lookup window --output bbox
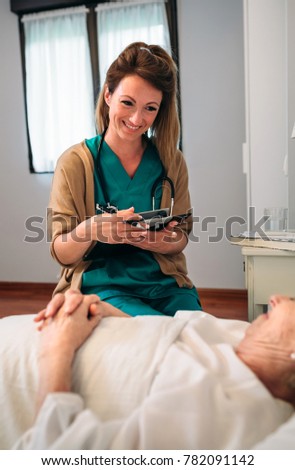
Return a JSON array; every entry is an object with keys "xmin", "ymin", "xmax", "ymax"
[
  {"xmin": 96, "ymin": 1, "xmax": 171, "ymax": 85},
  {"xmin": 22, "ymin": 7, "xmax": 95, "ymax": 172},
  {"xmin": 11, "ymin": 0, "xmax": 179, "ymax": 173}
]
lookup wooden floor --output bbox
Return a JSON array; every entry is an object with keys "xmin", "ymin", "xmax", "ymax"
[
  {"xmin": 199, "ymin": 288, "xmax": 248, "ymax": 322},
  {"xmin": 0, "ymin": 283, "xmax": 248, "ymax": 322}
]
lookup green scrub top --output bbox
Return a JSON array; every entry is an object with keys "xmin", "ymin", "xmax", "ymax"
[{"xmin": 81, "ymin": 134, "xmax": 183, "ymax": 300}]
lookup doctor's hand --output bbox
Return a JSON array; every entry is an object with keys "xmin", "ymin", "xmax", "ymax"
[
  {"xmin": 52, "ymin": 207, "xmax": 147, "ymax": 266},
  {"xmin": 87, "ymin": 208, "xmax": 188, "ymax": 255},
  {"xmin": 126, "ymin": 221, "xmax": 188, "ymax": 255},
  {"xmin": 89, "ymin": 207, "xmax": 149, "ymax": 245}
]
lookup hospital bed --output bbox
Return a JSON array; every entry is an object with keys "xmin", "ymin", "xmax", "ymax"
[{"xmin": 0, "ymin": 310, "xmax": 294, "ymax": 450}]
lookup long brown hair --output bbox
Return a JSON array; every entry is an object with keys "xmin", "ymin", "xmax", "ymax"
[{"xmin": 95, "ymin": 41, "xmax": 180, "ymax": 169}]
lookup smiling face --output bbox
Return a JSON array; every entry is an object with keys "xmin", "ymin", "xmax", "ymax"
[
  {"xmin": 236, "ymin": 295, "xmax": 295, "ymax": 404},
  {"xmin": 104, "ymin": 74, "xmax": 162, "ymax": 144}
]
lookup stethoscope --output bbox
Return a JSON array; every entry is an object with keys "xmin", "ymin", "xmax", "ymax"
[{"xmin": 95, "ymin": 129, "xmax": 175, "ymax": 215}]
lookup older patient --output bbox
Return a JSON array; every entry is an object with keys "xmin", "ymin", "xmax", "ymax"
[{"xmin": 14, "ymin": 291, "xmax": 295, "ymax": 450}]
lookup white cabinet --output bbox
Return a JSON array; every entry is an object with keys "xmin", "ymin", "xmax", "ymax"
[{"xmin": 242, "ymin": 246, "xmax": 295, "ymax": 321}]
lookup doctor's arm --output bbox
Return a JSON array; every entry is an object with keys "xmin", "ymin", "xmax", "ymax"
[{"xmin": 52, "ymin": 208, "xmax": 148, "ymax": 266}]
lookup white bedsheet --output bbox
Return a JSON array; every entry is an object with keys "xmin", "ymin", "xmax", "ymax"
[{"xmin": 0, "ymin": 310, "xmax": 294, "ymax": 449}]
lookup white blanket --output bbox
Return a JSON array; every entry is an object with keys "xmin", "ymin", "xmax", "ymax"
[{"xmin": 0, "ymin": 311, "xmax": 294, "ymax": 449}]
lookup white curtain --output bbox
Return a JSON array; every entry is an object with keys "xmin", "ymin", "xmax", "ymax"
[
  {"xmin": 22, "ymin": 7, "xmax": 96, "ymax": 172},
  {"xmin": 96, "ymin": 0, "xmax": 171, "ymax": 86}
]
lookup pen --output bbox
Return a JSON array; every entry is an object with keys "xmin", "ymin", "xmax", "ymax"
[{"xmin": 96, "ymin": 203, "xmax": 118, "ymax": 214}]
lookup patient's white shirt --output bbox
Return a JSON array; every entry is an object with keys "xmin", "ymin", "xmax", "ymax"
[{"xmin": 13, "ymin": 311, "xmax": 294, "ymax": 450}]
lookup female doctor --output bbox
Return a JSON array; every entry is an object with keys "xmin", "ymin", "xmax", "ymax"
[{"xmin": 48, "ymin": 41, "xmax": 201, "ymax": 316}]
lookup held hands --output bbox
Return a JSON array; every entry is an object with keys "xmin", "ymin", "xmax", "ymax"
[
  {"xmin": 34, "ymin": 290, "xmax": 129, "ymax": 410},
  {"xmin": 35, "ymin": 289, "xmax": 97, "ymax": 326},
  {"xmin": 36, "ymin": 292, "xmax": 102, "ymax": 363},
  {"xmin": 34, "ymin": 290, "xmax": 120, "ymax": 411},
  {"xmin": 35, "ymin": 289, "xmax": 129, "ymax": 330}
]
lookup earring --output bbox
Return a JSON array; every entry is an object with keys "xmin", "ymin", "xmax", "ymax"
[{"xmin": 290, "ymin": 352, "xmax": 295, "ymax": 361}]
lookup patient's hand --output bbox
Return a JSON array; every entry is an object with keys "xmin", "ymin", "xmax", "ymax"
[
  {"xmin": 35, "ymin": 289, "xmax": 129, "ymax": 330},
  {"xmin": 36, "ymin": 294, "xmax": 102, "ymax": 411},
  {"xmin": 34, "ymin": 291, "xmax": 129, "ymax": 412},
  {"xmin": 39, "ymin": 295, "xmax": 102, "ymax": 355}
]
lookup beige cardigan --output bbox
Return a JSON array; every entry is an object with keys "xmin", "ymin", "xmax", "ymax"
[{"xmin": 48, "ymin": 140, "xmax": 194, "ymax": 296}]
